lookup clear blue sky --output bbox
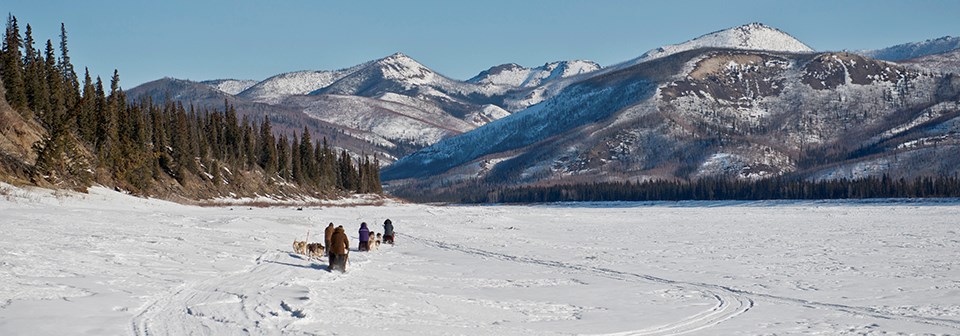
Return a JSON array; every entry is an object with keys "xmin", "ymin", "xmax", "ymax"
[{"xmin": 7, "ymin": 0, "xmax": 959, "ymax": 88}]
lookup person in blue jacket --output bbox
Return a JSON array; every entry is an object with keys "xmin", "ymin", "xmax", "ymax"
[{"xmin": 358, "ymin": 222, "xmax": 370, "ymax": 251}]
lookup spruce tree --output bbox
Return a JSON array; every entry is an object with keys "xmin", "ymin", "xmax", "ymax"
[
  {"xmin": 291, "ymin": 134, "xmax": 302, "ymax": 184},
  {"xmin": 257, "ymin": 115, "xmax": 277, "ymax": 175},
  {"xmin": 337, "ymin": 149, "xmax": 358, "ymax": 191},
  {"xmin": 314, "ymin": 140, "xmax": 330, "ymax": 188},
  {"xmin": 203, "ymin": 110, "xmax": 221, "ymax": 160},
  {"xmin": 94, "ymin": 75, "xmax": 115, "ymax": 165},
  {"xmin": 58, "ymin": 23, "xmax": 79, "ymax": 109},
  {"xmin": 276, "ymin": 135, "xmax": 289, "ymax": 180},
  {"xmin": 357, "ymin": 155, "xmax": 366, "ymax": 193},
  {"xmin": 43, "ymin": 39, "xmax": 65, "ymax": 130},
  {"xmin": 242, "ymin": 116, "xmax": 257, "ymax": 169},
  {"xmin": 371, "ymin": 156, "xmax": 382, "ymax": 193},
  {"xmin": 2, "ymin": 14, "xmax": 28, "ymax": 112},
  {"xmin": 299, "ymin": 127, "xmax": 314, "ymax": 184},
  {"xmin": 192, "ymin": 109, "xmax": 207, "ymax": 160},
  {"xmin": 169, "ymin": 103, "xmax": 193, "ymax": 180},
  {"xmin": 321, "ymin": 137, "xmax": 338, "ymax": 188},
  {"xmin": 22, "ymin": 24, "xmax": 44, "ymax": 116},
  {"xmin": 223, "ymin": 101, "xmax": 240, "ymax": 164}
]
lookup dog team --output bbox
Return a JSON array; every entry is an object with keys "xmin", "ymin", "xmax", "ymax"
[{"xmin": 292, "ymin": 219, "xmax": 395, "ymax": 272}]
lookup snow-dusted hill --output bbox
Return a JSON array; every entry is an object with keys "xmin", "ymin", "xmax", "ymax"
[
  {"xmin": 3, "ymin": 184, "xmax": 960, "ymax": 335},
  {"xmin": 313, "ymin": 53, "xmax": 484, "ymax": 99},
  {"xmin": 129, "ymin": 77, "xmax": 237, "ymax": 104},
  {"xmin": 238, "ymin": 64, "xmax": 369, "ymax": 104},
  {"xmin": 285, "ymin": 94, "xmax": 475, "ymax": 153},
  {"xmin": 385, "ymin": 46, "xmax": 960, "ymax": 187},
  {"xmin": 902, "ymin": 49, "xmax": 960, "ymax": 74},
  {"xmin": 468, "ymin": 60, "xmax": 601, "ymax": 89},
  {"xmin": 858, "ymin": 36, "xmax": 960, "ymax": 61},
  {"xmin": 127, "ymin": 22, "xmax": 960, "ymax": 187},
  {"xmin": 128, "ymin": 53, "xmax": 520, "ymax": 162},
  {"xmin": 201, "ymin": 79, "xmax": 259, "ymax": 95},
  {"xmin": 490, "ymin": 23, "xmax": 817, "ymax": 112},
  {"xmin": 628, "ymin": 23, "xmax": 814, "ymax": 66}
]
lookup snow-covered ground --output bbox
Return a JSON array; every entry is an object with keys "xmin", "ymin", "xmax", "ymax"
[{"xmin": 1, "ymin": 185, "xmax": 959, "ymax": 335}]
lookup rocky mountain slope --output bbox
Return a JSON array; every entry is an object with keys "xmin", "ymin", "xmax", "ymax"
[
  {"xmin": 0, "ymin": 81, "xmax": 46, "ymax": 183},
  {"xmin": 631, "ymin": 22, "xmax": 814, "ymax": 64},
  {"xmin": 128, "ymin": 52, "xmax": 593, "ymax": 162},
  {"xmin": 126, "ymin": 78, "xmax": 385, "ymax": 159},
  {"xmin": 902, "ymin": 49, "xmax": 960, "ymax": 74},
  {"xmin": 128, "ymin": 22, "xmax": 960, "ymax": 192},
  {"xmin": 858, "ymin": 36, "xmax": 960, "ymax": 61},
  {"xmin": 488, "ymin": 23, "xmax": 817, "ymax": 113},
  {"xmin": 201, "ymin": 79, "xmax": 258, "ymax": 95},
  {"xmin": 468, "ymin": 60, "xmax": 601, "ymax": 89},
  {"xmin": 384, "ymin": 26, "xmax": 960, "ymax": 191}
]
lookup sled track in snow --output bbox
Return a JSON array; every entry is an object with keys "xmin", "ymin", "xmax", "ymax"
[
  {"xmin": 400, "ymin": 233, "xmax": 752, "ymax": 336},
  {"xmin": 399, "ymin": 233, "xmax": 960, "ymax": 334},
  {"xmin": 130, "ymin": 250, "xmax": 314, "ymax": 336}
]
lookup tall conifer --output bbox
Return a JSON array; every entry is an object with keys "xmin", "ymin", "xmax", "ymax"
[
  {"xmin": 58, "ymin": 22, "xmax": 79, "ymax": 109},
  {"xmin": 291, "ymin": 134, "xmax": 302, "ymax": 184},
  {"xmin": 299, "ymin": 127, "xmax": 314, "ymax": 184},
  {"xmin": 2, "ymin": 14, "xmax": 28, "ymax": 112},
  {"xmin": 43, "ymin": 40, "xmax": 64, "ymax": 130},
  {"xmin": 257, "ymin": 115, "xmax": 277, "ymax": 175}
]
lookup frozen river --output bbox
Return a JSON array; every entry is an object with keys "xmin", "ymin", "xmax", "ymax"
[{"xmin": 1, "ymin": 185, "xmax": 959, "ymax": 335}]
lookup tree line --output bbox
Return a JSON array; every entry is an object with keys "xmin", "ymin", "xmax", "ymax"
[
  {"xmin": 1, "ymin": 15, "xmax": 381, "ymax": 196},
  {"xmin": 461, "ymin": 175, "xmax": 960, "ymax": 203}
]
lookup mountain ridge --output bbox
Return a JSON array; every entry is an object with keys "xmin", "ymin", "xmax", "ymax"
[
  {"xmin": 124, "ymin": 23, "xmax": 960, "ymax": 193},
  {"xmin": 858, "ymin": 36, "xmax": 960, "ymax": 61}
]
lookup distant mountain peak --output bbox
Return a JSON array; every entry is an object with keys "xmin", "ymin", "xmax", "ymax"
[
  {"xmin": 739, "ymin": 22, "xmax": 773, "ymax": 29},
  {"xmin": 858, "ymin": 36, "xmax": 960, "ymax": 61},
  {"xmin": 634, "ymin": 22, "xmax": 814, "ymax": 63},
  {"xmin": 201, "ymin": 79, "xmax": 258, "ymax": 95},
  {"xmin": 369, "ymin": 52, "xmax": 436, "ymax": 83},
  {"xmin": 467, "ymin": 60, "xmax": 601, "ymax": 88}
]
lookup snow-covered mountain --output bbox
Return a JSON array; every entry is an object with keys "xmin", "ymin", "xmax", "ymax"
[
  {"xmin": 903, "ymin": 49, "xmax": 960, "ymax": 74},
  {"xmin": 132, "ymin": 77, "xmax": 237, "ymax": 103},
  {"xmin": 467, "ymin": 60, "xmax": 601, "ymax": 89},
  {"xmin": 490, "ymin": 23, "xmax": 816, "ymax": 112},
  {"xmin": 238, "ymin": 64, "xmax": 369, "ymax": 104},
  {"xmin": 316, "ymin": 53, "xmax": 445, "ymax": 96},
  {"xmin": 384, "ymin": 46, "xmax": 960, "ymax": 190},
  {"xmin": 627, "ymin": 23, "xmax": 814, "ymax": 65},
  {"xmin": 858, "ymin": 36, "xmax": 960, "ymax": 61},
  {"xmin": 127, "ymin": 22, "xmax": 960, "ymax": 189},
  {"xmin": 312, "ymin": 53, "xmax": 479, "ymax": 101},
  {"xmin": 201, "ymin": 79, "xmax": 258, "ymax": 95},
  {"xmin": 127, "ymin": 54, "xmax": 522, "ymax": 162}
]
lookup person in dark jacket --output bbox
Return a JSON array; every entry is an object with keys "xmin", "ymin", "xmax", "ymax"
[
  {"xmin": 358, "ymin": 222, "xmax": 370, "ymax": 251},
  {"xmin": 383, "ymin": 219, "xmax": 394, "ymax": 244},
  {"xmin": 323, "ymin": 223, "xmax": 334, "ymax": 250},
  {"xmin": 328, "ymin": 226, "xmax": 349, "ymax": 271}
]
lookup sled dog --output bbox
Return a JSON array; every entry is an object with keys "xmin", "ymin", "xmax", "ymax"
[
  {"xmin": 293, "ymin": 240, "xmax": 307, "ymax": 255},
  {"xmin": 306, "ymin": 243, "xmax": 325, "ymax": 260}
]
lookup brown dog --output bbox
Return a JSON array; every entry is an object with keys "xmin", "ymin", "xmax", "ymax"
[
  {"xmin": 293, "ymin": 240, "xmax": 307, "ymax": 255},
  {"xmin": 306, "ymin": 243, "xmax": 325, "ymax": 260}
]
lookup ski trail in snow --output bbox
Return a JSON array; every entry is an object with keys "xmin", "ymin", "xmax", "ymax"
[
  {"xmin": 399, "ymin": 232, "xmax": 960, "ymax": 334},
  {"xmin": 131, "ymin": 249, "xmax": 327, "ymax": 336},
  {"xmin": 398, "ymin": 233, "xmax": 753, "ymax": 336}
]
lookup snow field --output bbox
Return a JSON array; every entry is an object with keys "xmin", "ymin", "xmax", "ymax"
[{"xmin": 1, "ymin": 185, "xmax": 960, "ymax": 335}]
